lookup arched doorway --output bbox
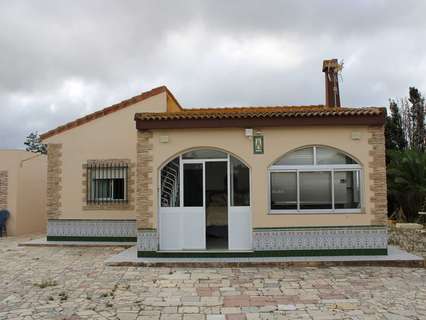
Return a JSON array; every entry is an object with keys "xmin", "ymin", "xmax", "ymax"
[{"xmin": 159, "ymin": 149, "xmax": 251, "ymax": 251}]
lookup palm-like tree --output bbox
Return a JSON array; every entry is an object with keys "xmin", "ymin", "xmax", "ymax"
[{"xmin": 387, "ymin": 150, "xmax": 426, "ymax": 222}]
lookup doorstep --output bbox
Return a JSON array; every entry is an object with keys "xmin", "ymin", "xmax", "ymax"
[
  {"xmin": 18, "ymin": 237, "xmax": 135, "ymax": 248},
  {"xmin": 105, "ymin": 245, "xmax": 425, "ymax": 268}
]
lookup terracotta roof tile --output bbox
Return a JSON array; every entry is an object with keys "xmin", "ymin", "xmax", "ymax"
[{"xmin": 135, "ymin": 105, "xmax": 385, "ymax": 121}]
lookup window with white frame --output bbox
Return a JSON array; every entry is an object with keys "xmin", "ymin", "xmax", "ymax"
[{"xmin": 269, "ymin": 146, "xmax": 361, "ymax": 213}]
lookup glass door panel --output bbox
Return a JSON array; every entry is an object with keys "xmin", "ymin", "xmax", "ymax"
[
  {"xmin": 182, "ymin": 162, "xmax": 205, "ymax": 250},
  {"xmin": 183, "ymin": 163, "xmax": 203, "ymax": 207},
  {"xmin": 205, "ymin": 161, "xmax": 228, "ymax": 250},
  {"xmin": 228, "ymin": 156, "xmax": 252, "ymax": 250}
]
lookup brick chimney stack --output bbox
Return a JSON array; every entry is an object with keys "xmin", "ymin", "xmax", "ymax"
[{"xmin": 322, "ymin": 59, "xmax": 342, "ymax": 108}]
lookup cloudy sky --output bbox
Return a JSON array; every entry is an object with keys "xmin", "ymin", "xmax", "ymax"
[{"xmin": 1, "ymin": 1, "xmax": 425, "ymax": 148}]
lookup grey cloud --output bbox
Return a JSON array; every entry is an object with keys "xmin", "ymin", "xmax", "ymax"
[{"xmin": 0, "ymin": 0, "xmax": 425, "ymax": 148}]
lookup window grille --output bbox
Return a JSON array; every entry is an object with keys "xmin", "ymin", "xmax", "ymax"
[{"xmin": 86, "ymin": 162, "xmax": 128, "ymax": 204}]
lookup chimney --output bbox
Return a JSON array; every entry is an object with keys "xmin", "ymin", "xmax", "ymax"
[{"xmin": 322, "ymin": 58, "xmax": 342, "ymax": 107}]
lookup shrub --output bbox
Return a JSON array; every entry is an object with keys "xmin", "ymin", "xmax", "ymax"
[{"xmin": 387, "ymin": 150, "xmax": 426, "ymax": 221}]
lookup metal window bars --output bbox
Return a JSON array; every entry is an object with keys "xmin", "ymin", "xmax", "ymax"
[
  {"xmin": 160, "ymin": 157, "xmax": 180, "ymax": 207},
  {"xmin": 86, "ymin": 162, "xmax": 129, "ymax": 205}
]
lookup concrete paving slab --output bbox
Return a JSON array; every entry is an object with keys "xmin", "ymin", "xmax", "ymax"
[{"xmin": 2, "ymin": 235, "xmax": 426, "ymax": 319}]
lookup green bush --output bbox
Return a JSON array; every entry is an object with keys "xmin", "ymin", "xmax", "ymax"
[{"xmin": 387, "ymin": 150, "xmax": 426, "ymax": 222}]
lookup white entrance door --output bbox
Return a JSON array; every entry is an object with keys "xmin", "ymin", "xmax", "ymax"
[
  {"xmin": 159, "ymin": 150, "xmax": 252, "ymax": 251},
  {"xmin": 159, "ymin": 206, "xmax": 205, "ymax": 250},
  {"xmin": 158, "ymin": 162, "xmax": 205, "ymax": 250},
  {"xmin": 227, "ymin": 156, "xmax": 252, "ymax": 250},
  {"xmin": 181, "ymin": 207, "xmax": 205, "ymax": 249},
  {"xmin": 181, "ymin": 162, "xmax": 205, "ymax": 249},
  {"xmin": 228, "ymin": 206, "xmax": 252, "ymax": 250},
  {"xmin": 159, "ymin": 207, "xmax": 181, "ymax": 250}
]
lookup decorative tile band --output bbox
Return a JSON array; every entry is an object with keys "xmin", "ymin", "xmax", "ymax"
[
  {"xmin": 136, "ymin": 226, "xmax": 386, "ymax": 254},
  {"xmin": 253, "ymin": 226, "xmax": 387, "ymax": 251},
  {"xmin": 137, "ymin": 229, "xmax": 158, "ymax": 251},
  {"xmin": 47, "ymin": 219, "xmax": 137, "ymax": 239},
  {"xmin": 47, "ymin": 220, "xmax": 387, "ymax": 253}
]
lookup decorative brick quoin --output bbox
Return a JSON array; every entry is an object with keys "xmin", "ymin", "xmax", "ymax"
[
  {"xmin": 136, "ymin": 130, "xmax": 154, "ymax": 230},
  {"xmin": 0, "ymin": 171, "xmax": 8, "ymax": 210},
  {"xmin": 46, "ymin": 144, "xmax": 62, "ymax": 219},
  {"xmin": 368, "ymin": 125, "xmax": 387, "ymax": 225}
]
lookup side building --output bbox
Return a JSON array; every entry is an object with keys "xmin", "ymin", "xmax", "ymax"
[{"xmin": 0, "ymin": 150, "xmax": 47, "ymax": 236}]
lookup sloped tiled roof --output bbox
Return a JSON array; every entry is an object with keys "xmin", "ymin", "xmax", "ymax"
[
  {"xmin": 41, "ymin": 83, "xmax": 385, "ymax": 139},
  {"xmin": 135, "ymin": 105, "xmax": 385, "ymax": 121},
  {"xmin": 41, "ymin": 85, "xmax": 181, "ymax": 140},
  {"xmin": 135, "ymin": 105, "xmax": 386, "ymax": 129}
]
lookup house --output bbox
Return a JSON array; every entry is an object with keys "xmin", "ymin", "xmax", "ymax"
[
  {"xmin": 40, "ymin": 59, "xmax": 388, "ymax": 257},
  {"xmin": 0, "ymin": 150, "xmax": 47, "ymax": 236}
]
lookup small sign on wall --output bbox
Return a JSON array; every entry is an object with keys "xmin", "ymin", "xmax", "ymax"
[
  {"xmin": 159, "ymin": 135, "xmax": 169, "ymax": 143},
  {"xmin": 253, "ymin": 135, "xmax": 264, "ymax": 154}
]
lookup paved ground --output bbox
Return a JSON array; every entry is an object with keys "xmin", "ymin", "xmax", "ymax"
[{"xmin": 1, "ymin": 236, "xmax": 425, "ymax": 320}]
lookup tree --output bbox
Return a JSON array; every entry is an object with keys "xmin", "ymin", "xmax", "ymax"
[
  {"xmin": 385, "ymin": 99, "xmax": 407, "ymax": 152},
  {"xmin": 24, "ymin": 132, "xmax": 47, "ymax": 154},
  {"xmin": 409, "ymin": 87, "xmax": 425, "ymax": 152},
  {"xmin": 387, "ymin": 150, "xmax": 426, "ymax": 222},
  {"xmin": 385, "ymin": 87, "xmax": 425, "ymax": 221}
]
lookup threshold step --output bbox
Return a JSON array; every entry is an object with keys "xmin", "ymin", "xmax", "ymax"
[{"xmin": 158, "ymin": 250, "xmax": 254, "ymax": 253}]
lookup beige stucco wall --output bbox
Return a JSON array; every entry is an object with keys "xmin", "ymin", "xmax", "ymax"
[
  {"xmin": 149, "ymin": 125, "xmax": 376, "ymax": 228},
  {"xmin": 0, "ymin": 150, "xmax": 46, "ymax": 235},
  {"xmin": 16, "ymin": 155, "xmax": 47, "ymax": 235},
  {"xmin": 167, "ymin": 95, "xmax": 182, "ymax": 112},
  {"xmin": 44, "ymin": 92, "xmax": 168, "ymax": 220}
]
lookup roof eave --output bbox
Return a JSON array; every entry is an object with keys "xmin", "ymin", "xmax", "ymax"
[{"xmin": 135, "ymin": 114, "xmax": 385, "ymax": 130}]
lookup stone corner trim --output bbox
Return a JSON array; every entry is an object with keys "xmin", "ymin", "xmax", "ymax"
[
  {"xmin": 0, "ymin": 170, "xmax": 8, "ymax": 210},
  {"xmin": 368, "ymin": 125, "xmax": 387, "ymax": 225},
  {"xmin": 136, "ymin": 130, "xmax": 154, "ymax": 229},
  {"xmin": 47, "ymin": 144, "xmax": 62, "ymax": 219},
  {"xmin": 82, "ymin": 159, "xmax": 135, "ymax": 211}
]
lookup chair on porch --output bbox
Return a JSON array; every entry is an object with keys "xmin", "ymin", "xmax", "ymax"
[{"xmin": 0, "ymin": 210, "xmax": 10, "ymax": 237}]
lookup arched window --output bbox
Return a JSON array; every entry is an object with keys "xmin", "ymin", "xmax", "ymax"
[
  {"xmin": 160, "ymin": 149, "xmax": 250, "ymax": 208},
  {"xmin": 269, "ymin": 146, "xmax": 362, "ymax": 213}
]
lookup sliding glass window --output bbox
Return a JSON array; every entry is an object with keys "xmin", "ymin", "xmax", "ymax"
[{"xmin": 269, "ymin": 146, "xmax": 362, "ymax": 213}]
